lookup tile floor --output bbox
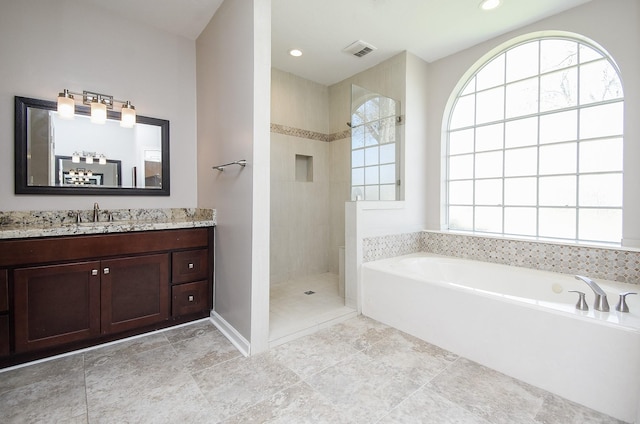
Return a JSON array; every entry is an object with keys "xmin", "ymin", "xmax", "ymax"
[
  {"xmin": 269, "ymin": 272, "xmax": 356, "ymax": 345},
  {"xmin": 0, "ymin": 316, "xmax": 626, "ymax": 423}
]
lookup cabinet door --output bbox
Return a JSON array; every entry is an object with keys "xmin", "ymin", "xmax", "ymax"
[
  {"xmin": 101, "ymin": 253, "xmax": 169, "ymax": 334},
  {"xmin": 14, "ymin": 262, "xmax": 101, "ymax": 353}
]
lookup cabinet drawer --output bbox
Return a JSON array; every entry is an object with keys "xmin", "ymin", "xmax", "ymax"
[
  {"xmin": 0, "ymin": 270, "xmax": 7, "ymax": 312},
  {"xmin": 172, "ymin": 249, "xmax": 208, "ymax": 284},
  {"xmin": 0, "ymin": 315, "xmax": 8, "ymax": 356},
  {"xmin": 172, "ymin": 280, "xmax": 209, "ymax": 317}
]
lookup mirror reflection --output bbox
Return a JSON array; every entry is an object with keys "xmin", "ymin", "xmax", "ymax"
[{"xmin": 15, "ymin": 96, "xmax": 170, "ymax": 196}]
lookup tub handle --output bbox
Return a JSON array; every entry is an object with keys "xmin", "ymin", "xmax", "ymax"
[
  {"xmin": 615, "ymin": 292, "xmax": 637, "ymax": 313},
  {"xmin": 568, "ymin": 290, "xmax": 589, "ymax": 311}
]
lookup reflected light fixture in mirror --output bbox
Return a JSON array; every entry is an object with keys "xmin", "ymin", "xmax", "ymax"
[{"xmin": 57, "ymin": 89, "xmax": 136, "ymax": 127}]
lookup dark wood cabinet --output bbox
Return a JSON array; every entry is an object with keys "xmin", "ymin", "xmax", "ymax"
[
  {"xmin": 0, "ymin": 269, "xmax": 9, "ymax": 357},
  {"xmin": 172, "ymin": 249, "xmax": 208, "ymax": 284},
  {"xmin": 172, "ymin": 280, "xmax": 209, "ymax": 316},
  {"xmin": 101, "ymin": 254, "xmax": 169, "ymax": 334},
  {"xmin": 171, "ymin": 248, "xmax": 210, "ymax": 318},
  {"xmin": 14, "ymin": 262, "xmax": 101, "ymax": 353},
  {"xmin": 0, "ymin": 227, "xmax": 213, "ymax": 367}
]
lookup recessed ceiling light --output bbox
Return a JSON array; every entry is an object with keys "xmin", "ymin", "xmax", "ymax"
[
  {"xmin": 479, "ymin": 0, "xmax": 501, "ymax": 10},
  {"xmin": 289, "ymin": 49, "xmax": 303, "ymax": 57}
]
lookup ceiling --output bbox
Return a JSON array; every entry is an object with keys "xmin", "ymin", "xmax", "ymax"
[{"xmin": 87, "ymin": 0, "xmax": 593, "ymax": 86}]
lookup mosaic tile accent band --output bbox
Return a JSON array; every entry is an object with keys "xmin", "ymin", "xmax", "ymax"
[
  {"xmin": 270, "ymin": 123, "xmax": 349, "ymax": 142},
  {"xmin": 363, "ymin": 232, "xmax": 425, "ymax": 262},
  {"xmin": 363, "ymin": 231, "xmax": 640, "ymax": 285}
]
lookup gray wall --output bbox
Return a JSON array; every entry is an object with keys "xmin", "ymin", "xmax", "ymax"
[
  {"xmin": 196, "ymin": 0, "xmax": 271, "ymax": 353},
  {"xmin": 0, "ymin": 0, "xmax": 197, "ymax": 211}
]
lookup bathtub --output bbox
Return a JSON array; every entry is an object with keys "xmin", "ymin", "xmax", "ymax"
[{"xmin": 361, "ymin": 253, "xmax": 640, "ymax": 423}]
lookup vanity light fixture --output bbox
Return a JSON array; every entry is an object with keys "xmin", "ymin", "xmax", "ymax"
[
  {"xmin": 57, "ymin": 89, "xmax": 137, "ymax": 127},
  {"xmin": 479, "ymin": 0, "xmax": 501, "ymax": 10},
  {"xmin": 71, "ymin": 151, "xmax": 106, "ymax": 165}
]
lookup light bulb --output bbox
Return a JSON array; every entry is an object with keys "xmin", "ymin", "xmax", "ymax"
[
  {"xmin": 72, "ymin": 152, "xmax": 81, "ymax": 163},
  {"xmin": 85, "ymin": 155, "xmax": 93, "ymax": 164},
  {"xmin": 91, "ymin": 100, "xmax": 107, "ymax": 124},
  {"xmin": 120, "ymin": 101, "xmax": 136, "ymax": 128},
  {"xmin": 57, "ymin": 90, "xmax": 75, "ymax": 119},
  {"xmin": 99, "ymin": 155, "xmax": 107, "ymax": 165}
]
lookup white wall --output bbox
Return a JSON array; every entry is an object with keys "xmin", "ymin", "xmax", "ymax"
[
  {"xmin": 425, "ymin": 0, "xmax": 640, "ymax": 245},
  {"xmin": 0, "ymin": 0, "xmax": 197, "ymax": 211},
  {"xmin": 196, "ymin": 0, "xmax": 271, "ymax": 354}
]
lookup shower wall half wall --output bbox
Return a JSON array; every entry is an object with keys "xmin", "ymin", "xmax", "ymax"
[{"xmin": 270, "ymin": 69, "xmax": 351, "ymax": 283}]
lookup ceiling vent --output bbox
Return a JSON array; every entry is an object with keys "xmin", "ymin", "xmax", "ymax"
[{"xmin": 342, "ymin": 40, "xmax": 377, "ymax": 58}]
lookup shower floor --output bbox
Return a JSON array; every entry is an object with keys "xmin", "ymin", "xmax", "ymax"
[{"xmin": 269, "ymin": 272, "xmax": 356, "ymax": 346}]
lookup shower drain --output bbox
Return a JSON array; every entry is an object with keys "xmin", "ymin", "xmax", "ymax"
[{"xmin": 304, "ymin": 290, "xmax": 315, "ymax": 295}]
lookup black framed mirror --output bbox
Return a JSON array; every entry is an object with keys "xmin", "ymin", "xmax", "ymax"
[{"xmin": 15, "ymin": 96, "xmax": 170, "ymax": 195}]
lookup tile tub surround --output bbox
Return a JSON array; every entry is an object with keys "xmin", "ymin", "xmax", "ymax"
[
  {"xmin": 363, "ymin": 231, "xmax": 640, "ymax": 285},
  {"xmin": 0, "ymin": 208, "xmax": 216, "ymax": 239},
  {"xmin": 0, "ymin": 316, "xmax": 625, "ymax": 423}
]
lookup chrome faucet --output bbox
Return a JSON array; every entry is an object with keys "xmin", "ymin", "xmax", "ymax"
[
  {"xmin": 575, "ymin": 275, "xmax": 609, "ymax": 312},
  {"xmin": 93, "ymin": 202, "xmax": 100, "ymax": 222}
]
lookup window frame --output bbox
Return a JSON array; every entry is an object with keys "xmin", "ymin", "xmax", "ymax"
[{"xmin": 443, "ymin": 32, "xmax": 624, "ymax": 245}]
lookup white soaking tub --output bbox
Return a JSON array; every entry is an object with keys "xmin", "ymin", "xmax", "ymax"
[{"xmin": 361, "ymin": 253, "xmax": 640, "ymax": 423}]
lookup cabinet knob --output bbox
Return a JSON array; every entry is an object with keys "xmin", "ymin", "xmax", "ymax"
[
  {"xmin": 188, "ymin": 295, "xmax": 194, "ymax": 302},
  {"xmin": 188, "ymin": 263, "xmax": 194, "ymax": 269},
  {"xmin": 103, "ymin": 267, "xmax": 110, "ymax": 275},
  {"xmin": 92, "ymin": 269, "xmax": 99, "ymax": 276}
]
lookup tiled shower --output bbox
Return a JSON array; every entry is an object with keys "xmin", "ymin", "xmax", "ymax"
[{"xmin": 269, "ymin": 69, "xmax": 356, "ymax": 343}]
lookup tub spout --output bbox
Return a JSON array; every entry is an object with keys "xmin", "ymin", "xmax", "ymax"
[{"xmin": 575, "ymin": 275, "xmax": 609, "ymax": 312}]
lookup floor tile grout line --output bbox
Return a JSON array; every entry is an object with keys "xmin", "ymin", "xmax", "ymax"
[
  {"xmin": 82, "ymin": 353, "xmax": 90, "ymax": 423},
  {"xmin": 371, "ymin": 379, "xmax": 431, "ymax": 424},
  {"xmin": 186, "ymin": 348, "xmax": 245, "ymax": 376},
  {"xmin": 420, "ymin": 355, "xmax": 497, "ymax": 423}
]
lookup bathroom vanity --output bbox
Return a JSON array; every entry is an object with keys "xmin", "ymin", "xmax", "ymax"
[{"xmin": 0, "ymin": 208, "xmax": 215, "ymax": 368}]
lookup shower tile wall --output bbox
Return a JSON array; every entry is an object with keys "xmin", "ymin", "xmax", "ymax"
[
  {"xmin": 270, "ymin": 69, "xmax": 349, "ymax": 283},
  {"xmin": 363, "ymin": 231, "xmax": 640, "ymax": 285}
]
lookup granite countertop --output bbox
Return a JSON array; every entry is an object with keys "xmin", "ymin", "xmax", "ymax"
[{"xmin": 0, "ymin": 208, "xmax": 216, "ymax": 240}]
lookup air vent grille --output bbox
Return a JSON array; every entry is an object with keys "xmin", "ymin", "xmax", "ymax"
[{"xmin": 342, "ymin": 40, "xmax": 377, "ymax": 58}]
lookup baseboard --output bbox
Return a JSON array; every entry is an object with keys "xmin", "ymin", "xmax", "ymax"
[{"xmin": 209, "ymin": 311, "xmax": 250, "ymax": 357}]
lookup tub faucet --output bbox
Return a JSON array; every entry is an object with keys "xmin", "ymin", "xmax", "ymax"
[
  {"xmin": 575, "ymin": 275, "xmax": 609, "ymax": 312},
  {"xmin": 93, "ymin": 202, "xmax": 100, "ymax": 222}
]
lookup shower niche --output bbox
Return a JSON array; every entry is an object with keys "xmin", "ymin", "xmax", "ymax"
[{"xmin": 295, "ymin": 154, "xmax": 313, "ymax": 182}]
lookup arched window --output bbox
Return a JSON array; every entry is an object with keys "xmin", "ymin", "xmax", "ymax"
[
  {"xmin": 445, "ymin": 33, "xmax": 623, "ymax": 244},
  {"xmin": 351, "ymin": 85, "xmax": 401, "ymax": 201}
]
